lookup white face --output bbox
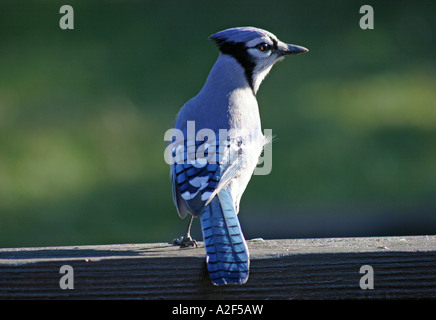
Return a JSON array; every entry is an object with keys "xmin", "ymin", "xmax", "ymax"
[{"xmin": 245, "ymin": 37, "xmax": 283, "ymax": 94}]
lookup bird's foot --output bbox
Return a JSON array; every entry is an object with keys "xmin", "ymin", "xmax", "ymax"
[{"xmin": 172, "ymin": 234, "xmax": 198, "ymax": 248}]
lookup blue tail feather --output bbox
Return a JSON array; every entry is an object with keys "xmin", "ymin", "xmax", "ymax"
[{"xmin": 200, "ymin": 189, "xmax": 249, "ymax": 285}]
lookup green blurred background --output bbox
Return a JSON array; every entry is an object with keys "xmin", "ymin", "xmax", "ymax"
[{"xmin": 1, "ymin": 0, "xmax": 435, "ymax": 248}]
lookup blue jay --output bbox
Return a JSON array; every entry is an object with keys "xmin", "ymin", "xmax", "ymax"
[{"xmin": 169, "ymin": 27, "xmax": 308, "ymax": 285}]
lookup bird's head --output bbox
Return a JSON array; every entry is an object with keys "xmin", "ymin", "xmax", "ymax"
[{"xmin": 210, "ymin": 26, "xmax": 308, "ymax": 94}]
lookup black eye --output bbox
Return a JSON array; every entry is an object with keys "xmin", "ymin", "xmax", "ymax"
[{"xmin": 255, "ymin": 42, "xmax": 270, "ymax": 52}]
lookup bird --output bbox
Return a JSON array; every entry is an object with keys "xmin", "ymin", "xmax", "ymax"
[{"xmin": 169, "ymin": 26, "xmax": 308, "ymax": 285}]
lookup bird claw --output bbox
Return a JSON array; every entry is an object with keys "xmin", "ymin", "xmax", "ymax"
[{"xmin": 172, "ymin": 234, "xmax": 198, "ymax": 248}]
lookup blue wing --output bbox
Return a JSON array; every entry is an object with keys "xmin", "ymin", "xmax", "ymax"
[{"xmin": 170, "ymin": 138, "xmax": 234, "ymax": 217}]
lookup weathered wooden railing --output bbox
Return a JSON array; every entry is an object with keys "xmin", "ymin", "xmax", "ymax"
[{"xmin": 1, "ymin": 236, "xmax": 435, "ymax": 299}]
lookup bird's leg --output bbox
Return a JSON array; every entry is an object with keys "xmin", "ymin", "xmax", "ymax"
[{"xmin": 172, "ymin": 215, "xmax": 198, "ymax": 247}]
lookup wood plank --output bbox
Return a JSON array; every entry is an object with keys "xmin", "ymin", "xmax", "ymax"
[{"xmin": 0, "ymin": 236, "xmax": 435, "ymax": 299}]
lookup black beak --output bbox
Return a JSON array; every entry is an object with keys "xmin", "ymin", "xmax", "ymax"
[{"xmin": 279, "ymin": 44, "xmax": 309, "ymax": 56}]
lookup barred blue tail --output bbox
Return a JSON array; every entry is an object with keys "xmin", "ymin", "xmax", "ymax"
[{"xmin": 200, "ymin": 189, "xmax": 249, "ymax": 285}]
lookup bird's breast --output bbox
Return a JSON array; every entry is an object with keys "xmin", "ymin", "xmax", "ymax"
[{"xmin": 227, "ymin": 87, "xmax": 261, "ymax": 134}]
